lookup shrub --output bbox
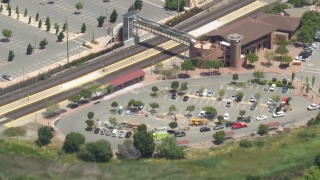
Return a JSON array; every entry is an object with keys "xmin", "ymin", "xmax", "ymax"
[
  {"xmin": 272, "ymin": 77, "xmax": 277, "ymax": 82},
  {"xmin": 3, "ymin": 126, "xmax": 26, "ymax": 137},
  {"xmin": 256, "ymin": 141, "xmax": 265, "ymax": 147},
  {"xmin": 288, "ymin": 85, "xmax": 295, "ymax": 89},
  {"xmin": 258, "ymin": 79, "xmax": 267, "ymax": 85},
  {"xmin": 172, "ymin": 63, "xmax": 180, "ymax": 70},
  {"xmin": 282, "ymin": 78, "xmax": 288, "ymax": 84},
  {"xmin": 239, "ymin": 140, "xmax": 253, "ymax": 148},
  {"xmin": 165, "ymin": 7, "xmax": 202, "ymax": 27},
  {"xmin": 250, "ymin": 79, "xmax": 255, "ymax": 83},
  {"xmin": 288, "ymin": 81, "xmax": 293, "ymax": 85}
]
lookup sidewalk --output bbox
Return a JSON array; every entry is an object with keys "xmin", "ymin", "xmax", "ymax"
[{"xmin": 0, "ymin": 41, "xmax": 179, "ymax": 115}]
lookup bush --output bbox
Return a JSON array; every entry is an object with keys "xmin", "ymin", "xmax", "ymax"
[
  {"xmin": 272, "ymin": 77, "xmax": 277, "ymax": 82},
  {"xmin": 172, "ymin": 63, "xmax": 180, "ymax": 70},
  {"xmin": 288, "ymin": 85, "xmax": 295, "ymax": 89},
  {"xmin": 257, "ymin": 79, "xmax": 267, "ymax": 85},
  {"xmin": 250, "ymin": 79, "xmax": 255, "ymax": 83},
  {"xmin": 256, "ymin": 141, "xmax": 265, "ymax": 147},
  {"xmin": 239, "ymin": 140, "xmax": 253, "ymax": 148},
  {"xmin": 288, "ymin": 81, "xmax": 293, "ymax": 85},
  {"xmin": 282, "ymin": 78, "xmax": 288, "ymax": 84},
  {"xmin": 3, "ymin": 126, "xmax": 26, "ymax": 137},
  {"xmin": 79, "ymin": 139, "xmax": 113, "ymax": 162},
  {"xmin": 165, "ymin": 7, "xmax": 202, "ymax": 27}
]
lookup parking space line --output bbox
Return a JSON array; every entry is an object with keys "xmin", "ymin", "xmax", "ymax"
[
  {"xmin": 163, "ymin": 95, "xmax": 167, "ymax": 99},
  {"xmin": 194, "ymin": 99, "xmax": 197, "ymax": 104},
  {"xmin": 206, "ymin": 99, "xmax": 210, "ymax": 105},
  {"xmin": 242, "ymin": 105, "xmax": 245, "ymax": 109},
  {"xmin": 187, "ymin": 89, "xmax": 191, "ymax": 94},
  {"xmin": 175, "ymin": 96, "xmax": 179, "ymax": 101},
  {"xmin": 178, "ymin": 110, "xmax": 182, "ymax": 115},
  {"xmin": 220, "ymin": 85, "xmax": 223, "ymax": 89},
  {"xmin": 256, "ymin": 85, "xmax": 259, "ymax": 90},
  {"xmin": 250, "ymin": 85, "xmax": 253, "ymax": 89},
  {"xmin": 236, "ymin": 104, "xmax": 240, "ymax": 109},
  {"xmin": 261, "ymin": 107, "xmax": 264, "ymax": 112},
  {"xmin": 199, "ymin": 99, "xmax": 203, "ymax": 104},
  {"xmin": 218, "ymin": 101, "xmax": 221, "ymax": 106},
  {"xmin": 212, "ymin": 100, "xmax": 215, "ymax": 105}
]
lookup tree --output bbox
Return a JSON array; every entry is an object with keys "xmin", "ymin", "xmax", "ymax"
[
  {"xmin": 28, "ymin": 16, "xmax": 31, "ymax": 24},
  {"xmin": 169, "ymin": 121, "xmax": 178, "ymax": 129},
  {"xmin": 306, "ymin": 76, "xmax": 309, "ymax": 84},
  {"xmin": 2, "ymin": 29, "xmax": 12, "ymax": 40},
  {"xmin": 203, "ymin": 60, "xmax": 215, "ymax": 74},
  {"xmin": 80, "ymin": 89, "xmax": 91, "ymax": 99},
  {"xmin": 161, "ymin": 69, "xmax": 173, "ymax": 79},
  {"xmin": 217, "ymin": 115, "xmax": 224, "ymax": 124},
  {"xmin": 8, "ymin": 50, "xmax": 14, "ymax": 62},
  {"xmin": 218, "ymin": 90, "xmax": 225, "ymax": 99},
  {"xmin": 286, "ymin": 97, "xmax": 292, "ymax": 105},
  {"xmin": 75, "ymin": 2, "xmax": 83, "ymax": 13},
  {"xmin": 109, "ymin": 117, "xmax": 117, "ymax": 127},
  {"xmin": 180, "ymin": 82, "xmax": 188, "ymax": 93},
  {"xmin": 281, "ymin": 54, "xmax": 293, "ymax": 64},
  {"xmin": 39, "ymin": 38, "xmax": 48, "ymax": 49},
  {"xmin": 0, "ymin": 4, "xmax": 2, "ymax": 12},
  {"xmin": 232, "ymin": 73, "xmax": 239, "ymax": 82},
  {"xmin": 235, "ymin": 92, "xmax": 244, "ymax": 101},
  {"xmin": 111, "ymin": 101, "xmax": 118, "ymax": 109},
  {"xmin": 68, "ymin": 94, "xmax": 81, "ymax": 104},
  {"xmin": 8, "ymin": 6, "xmax": 11, "ymax": 16},
  {"xmin": 137, "ymin": 124, "xmax": 147, "ymax": 132},
  {"xmin": 154, "ymin": 62, "xmax": 164, "ymax": 73},
  {"xmin": 26, "ymin": 43, "xmax": 34, "ymax": 55},
  {"xmin": 303, "ymin": 165, "xmax": 320, "ymax": 180},
  {"xmin": 109, "ymin": 9, "xmax": 118, "ymax": 23},
  {"xmin": 253, "ymin": 70, "xmax": 265, "ymax": 80},
  {"xmin": 79, "ymin": 139, "xmax": 113, "ymax": 162},
  {"xmin": 57, "ymin": 31, "xmax": 65, "ymax": 42},
  {"xmin": 24, "ymin": 8, "xmax": 27, "ymax": 17},
  {"xmin": 239, "ymin": 110, "xmax": 246, "ymax": 116},
  {"xmin": 118, "ymin": 139, "xmax": 141, "ymax": 159},
  {"xmin": 258, "ymin": 124, "xmax": 269, "ymax": 135},
  {"xmin": 186, "ymin": 105, "xmax": 195, "ymax": 113},
  {"xmin": 151, "ymin": 86, "xmax": 159, "ymax": 95},
  {"xmin": 37, "ymin": 126, "xmax": 53, "ymax": 147},
  {"xmin": 133, "ymin": 130, "xmax": 155, "ymax": 157},
  {"xmin": 132, "ymin": 100, "xmax": 143, "ymax": 108},
  {"xmin": 264, "ymin": 51, "xmax": 275, "ymax": 66},
  {"xmin": 87, "ymin": 111, "xmax": 94, "ymax": 120},
  {"xmin": 312, "ymin": 75, "xmax": 316, "ymax": 88},
  {"xmin": 213, "ymin": 130, "xmax": 226, "ymax": 144},
  {"xmin": 165, "ymin": 0, "xmax": 185, "ymax": 11},
  {"xmin": 107, "ymin": 83, "xmax": 114, "ymax": 93},
  {"xmin": 38, "ymin": 19, "xmax": 42, "ymax": 28},
  {"xmin": 15, "ymin": 5, "xmax": 18, "ymax": 13},
  {"xmin": 275, "ymin": 45, "xmax": 289, "ymax": 58},
  {"xmin": 54, "ymin": 23, "xmax": 59, "ymax": 34},
  {"xmin": 297, "ymin": 26, "xmax": 314, "ymax": 44},
  {"xmin": 62, "ymin": 22, "xmax": 67, "ymax": 32},
  {"xmin": 128, "ymin": 4, "xmax": 135, "ymax": 12},
  {"xmin": 245, "ymin": 53, "xmax": 259, "ymax": 66},
  {"xmin": 157, "ymin": 137, "xmax": 185, "ymax": 159},
  {"xmin": 202, "ymin": 106, "xmax": 217, "ymax": 117},
  {"xmin": 254, "ymin": 93, "xmax": 261, "ymax": 100},
  {"xmin": 16, "ymin": 11, "xmax": 19, "ymax": 19},
  {"xmin": 271, "ymin": 94, "xmax": 280, "ymax": 103},
  {"xmin": 63, "ymin": 132, "xmax": 85, "ymax": 153},
  {"xmin": 45, "ymin": 17, "xmax": 50, "ymax": 25},
  {"xmin": 149, "ymin": 102, "xmax": 159, "ymax": 110},
  {"xmin": 85, "ymin": 119, "xmax": 94, "ymax": 129},
  {"xmin": 291, "ymin": 72, "xmax": 295, "ymax": 82},
  {"xmin": 306, "ymin": 82, "xmax": 310, "ymax": 94},
  {"xmin": 81, "ymin": 23, "xmax": 86, "ymax": 33},
  {"xmin": 46, "ymin": 20, "xmax": 51, "ymax": 31},
  {"xmin": 199, "ymin": 86, "xmax": 204, "ymax": 95},
  {"xmin": 168, "ymin": 104, "xmax": 177, "ymax": 113},
  {"xmin": 181, "ymin": 60, "xmax": 194, "ymax": 75},
  {"xmin": 171, "ymin": 81, "xmax": 179, "ymax": 90},
  {"xmin": 314, "ymin": 153, "xmax": 320, "ymax": 169},
  {"xmin": 44, "ymin": 100, "xmax": 61, "ymax": 117},
  {"xmin": 97, "ymin": 15, "xmax": 106, "ymax": 27},
  {"xmin": 134, "ymin": 0, "xmax": 143, "ymax": 10},
  {"xmin": 35, "ymin": 12, "xmax": 39, "ymax": 21}
]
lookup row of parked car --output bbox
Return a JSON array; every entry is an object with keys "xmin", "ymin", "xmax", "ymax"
[
  {"xmin": 94, "ymin": 128, "xmax": 132, "ymax": 138},
  {"xmin": 295, "ymin": 43, "xmax": 318, "ymax": 62}
]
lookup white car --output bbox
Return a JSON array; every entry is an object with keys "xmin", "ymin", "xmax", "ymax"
[
  {"xmin": 267, "ymin": 99, "xmax": 274, "ymax": 105},
  {"xmin": 226, "ymin": 100, "xmax": 233, "ymax": 107},
  {"xmin": 118, "ymin": 131, "xmax": 125, "ymax": 138},
  {"xmin": 111, "ymin": 129, "xmax": 119, "ymax": 137},
  {"xmin": 224, "ymin": 113, "xmax": 230, "ymax": 120},
  {"xmin": 230, "ymin": 95, "xmax": 236, "ymax": 101},
  {"xmin": 195, "ymin": 90, "xmax": 200, "ymax": 96},
  {"xmin": 199, "ymin": 111, "xmax": 206, "ymax": 118},
  {"xmin": 270, "ymin": 84, "xmax": 277, "ymax": 91},
  {"xmin": 272, "ymin": 111, "xmax": 285, "ymax": 118},
  {"xmin": 249, "ymin": 96, "xmax": 256, "ymax": 102},
  {"xmin": 207, "ymin": 91, "xmax": 213, "ymax": 97},
  {"xmin": 307, "ymin": 103, "xmax": 320, "ymax": 110},
  {"xmin": 256, "ymin": 115, "xmax": 268, "ymax": 121}
]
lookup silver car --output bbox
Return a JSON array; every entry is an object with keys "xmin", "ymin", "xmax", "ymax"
[
  {"xmin": 2, "ymin": 74, "xmax": 13, "ymax": 81},
  {"xmin": 264, "ymin": 85, "xmax": 270, "ymax": 91},
  {"xmin": 207, "ymin": 91, "xmax": 213, "ymax": 97}
]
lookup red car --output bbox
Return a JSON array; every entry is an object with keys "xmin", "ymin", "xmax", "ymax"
[{"xmin": 231, "ymin": 122, "xmax": 247, "ymax": 130}]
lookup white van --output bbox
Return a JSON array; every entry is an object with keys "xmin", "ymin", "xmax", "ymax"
[
  {"xmin": 111, "ymin": 129, "xmax": 119, "ymax": 137},
  {"xmin": 201, "ymin": 89, "xmax": 208, "ymax": 96},
  {"xmin": 269, "ymin": 84, "xmax": 277, "ymax": 91}
]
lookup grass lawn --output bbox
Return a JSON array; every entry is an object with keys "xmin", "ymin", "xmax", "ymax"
[{"xmin": 0, "ymin": 126, "xmax": 319, "ymax": 179}]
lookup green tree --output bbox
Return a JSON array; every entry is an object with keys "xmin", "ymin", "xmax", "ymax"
[
  {"xmin": 213, "ymin": 60, "xmax": 225, "ymax": 72},
  {"xmin": 28, "ymin": 16, "xmax": 31, "ymax": 24},
  {"xmin": 275, "ymin": 45, "xmax": 289, "ymax": 58},
  {"xmin": 245, "ymin": 53, "xmax": 259, "ymax": 66},
  {"xmin": 161, "ymin": 69, "xmax": 173, "ymax": 79},
  {"xmin": 132, "ymin": 100, "xmax": 143, "ymax": 108},
  {"xmin": 137, "ymin": 124, "xmax": 147, "ymax": 132},
  {"xmin": 8, "ymin": 6, "xmax": 11, "ymax": 16},
  {"xmin": 253, "ymin": 70, "xmax": 265, "ymax": 80},
  {"xmin": 8, "ymin": 50, "xmax": 14, "ymax": 62},
  {"xmin": 24, "ymin": 8, "xmax": 27, "ymax": 17},
  {"xmin": 54, "ymin": 23, "xmax": 59, "ymax": 34},
  {"xmin": 254, "ymin": 93, "xmax": 262, "ymax": 100},
  {"xmin": 218, "ymin": 89, "xmax": 225, "ymax": 99},
  {"xmin": 45, "ymin": 17, "xmax": 50, "ymax": 25},
  {"xmin": 180, "ymin": 82, "xmax": 188, "ymax": 92},
  {"xmin": 118, "ymin": 139, "xmax": 141, "ymax": 159},
  {"xmin": 258, "ymin": 124, "xmax": 269, "ymax": 135},
  {"xmin": 303, "ymin": 165, "xmax": 320, "ymax": 180},
  {"xmin": 80, "ymin": 89, "xmax": 92, "ymax": 99},
  {"xmin": 181, "ymin": 60, "xmax": 194, "ymax": 75},
  {"xmin": 202, "ymin": 106, "xmax": 217, "ymax": 117},
  {"xmin": 134, "ymin": 0, "xmax": 143, "ymax": 10},
  {"xmin": 111, "ymin": 101, "xmax": 118, "ymax": 110},
  {"xmin": 203, "ymin": 60, "xmax": 215, "ymax": 74},
  {"xmin": 314, "ymin": 153, "xmax": 320, "ymax": 169},
  {"xmin": 171, "ymin": 81, "xmax": 179, "ymax": 90},
  {"xmin": 133, "ymin": 130, "xmax": 156, "ymax": 157},
  {"xmin": 16, "ymin": 11, "xmax": 19, "ymax": 19},
  {"xmin": 107, "ymin": 83, "xmax": 114, "ymax": 93},
  {"xmin": 44, "ymin": 100, "xmax": 61, "ymax": 117},
  {"xmin": 186, "ymin": 105, "xmax": 195, "ymax": 113},
  {"xmin": 109, "ymin": 117, "xmax": 117, "ymax": 126},
  {"xmin": 81, "ymin": 23, "xmax": 86, "ymax": 33},
  {"xmin": 57, "ymin": 31, "xmax": 65, "ymax": 42},
  {"xmin": 87, "ymin": 111, "xmax": 94, "ymax": 120},
  {"xmin": 63, "ymin": 132, "xmax": 85, "ymax": 153},
  {"xmin": 239, "ymin": 110, "xmax": 246, "ymax": 116},
  {"xmin": 165, "ymin": 0, "xmax": 185, "ymax": 11},
  {"xmin": 168, "ymin": 104, "xmax": 177, "ymax": 113},
  {"xmin": 149, "ymin": 102, "xmax": 159, "ymax": 110},
  {"xmin": 75, "ymin": 2, "xmax": 83, "ymax": 13},
  {"xmin": 39, "ymin": 38, "xmax": 48, "ymax": 49},
  {"xmin": 15, "ymin": 5, "xmax": 18, "ymax": 13},
  {"xmin": 2, "ymin": 29, "xmax": 12, "ymax": 40},
  {"xmin": 312, "ymin": 75, "xmax": 316, "ymax": 88},
  {"xmin": 109, "ymin": 9, "xmax": 118, "ymax": 23},
  {"xmin": 291, "ymin": 72, "xmax": 296, "ymax": 82},
  {"xmin": 0, "ymin": 4, "xmax": 3, "ymax": 13},
  {"xmin": 128, "ymin": 4, "xmax": 135, "ymax": 12},
  {"xmin": 306, "ymin": 76, "xmax": 309, "ymax": 84},
  {"xmin": 38, "ymin": 19, "xmax": 42, "ymax": 28},
  {"xmin": 297, "ymin": 26, "xmax": 314, "ymax": 44},
  {"xmin": 151, "ymin": 86, "xmax": 159, "ymax": 95},
  {"xmin": 232, "ymin": 73, "xmax": 239, "ymax": 82},
  {"xmin": 281, "ymin": 54, "xmax": 293, "ymax": 64},
  {"xmin": 271, "ymin": 94, "xmax": 280, "ymax": 103},
  {"xmin": 87, "ymin": 82, "xmax": 101, "ymax": 94},
  {"xmin": 85, "ymin": 119, "xmax": 94, "ymax": 129},
  {"xmin": 213, "ymin": 130, "xmax": 226, "ymax": 144},
  {"xmin": 35, "ymin": 12, "xmax": 39, "ymax": 21},
  {"xmin": 264, "ymin": 51, "xmax": 275, "ymax": 66},
  {"xmin": 169, "ymin": 121, "xmax": 178, "ymax": 129},
  {"xmin": 236, "ymin": 92, "xmax": 244, "ymax": 101},
  {"xmin": 306, "ymin": 82, "xmax": 310, "ymax": 94},
  {"xmin": 217, "ymin": 115, "xmax": 224, "ymax": 124},
  {"xmin": 79, "ymin": 139, "xmax": 113, "ymax": 162},
  {"xmin": 46, "ymin": 21, "xmax": 51, "ymax": 31},
  {"xmin": 37, "ymin": 126, "xmax": 54, "ymax": 147},
  {"xmin": 97, "ymin": 15, "xmax": 106, "ymax": 27},
  {"xmin": 154, "ymin": 62, "xmax": 164, "ymax": 73},
  {"xmin": 62, "ymin": 22, "xmax": 67, "ymax": 32},
  {"xmin": 157, "ymin": 137, "xmax": 185, "ymax": 159},
  {"xmin": 26, "ymin": 43, "xmax": 34, "ymax": 55},
  {"xmin": 68, "ymin": 94, "xmax": 81, "ymax": 104}
]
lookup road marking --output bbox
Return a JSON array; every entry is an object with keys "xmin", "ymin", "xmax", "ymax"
[
  {"xmin": 175, "ymin": 96, "xmax": 179, "ymax": 101},
  {"xmin": 179, "ymin": 110, "xmax": 182, "ymax": 114},
  {"xmin": 163, "ymin": 95, "xmax": 167, "ymax": 99},
  {"xmin": 250, "ymin": 85, "xmax": 253, "ymax": 89},
  {"xmin": 261, "ymin": 107, "xmax": 264, "ymax": 112},
  {"xmin": 206, "ymin": 99, "xmax": 210, "ymax": 105},
  {"xmin": 199, "ymin": 99, "xmax": 203, "ymax": 104},
  {"xmin": 161, "ymin": 107, "xmax": 164, "ymax": 112},
  {"xmin": 212, "ymin": 100, "xmax": 215, "ymax": 105},
  {"xmin": 220, "ymin": 85, "xmax": 223, "ymax": 89},
  {"xmin": 187, "ymin": 89, "xmax": 191, "ymax": 94},
  {"xmin": 218, "ymin": 101, "xmax": 221, "ymax": 106},
  {"xmin": 236, "ymin": 104, "xmax": 240, "ymax": 109},
  {"xmin": 194, "ymin": 99, "xmax": 197, "ymax": 104},
  {"xmin": 242, "ymin": 105, "xmax": 245, "ymax": 109},
  {"xmin": 256, "ymin": 85, "xmax": 259, "ymax": 90}
]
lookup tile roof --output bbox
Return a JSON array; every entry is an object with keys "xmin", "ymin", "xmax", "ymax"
[
  {"xmin": 283, "ymin": 8, "xmax": 310, "ymax": 18},
  {"xmin": 110, "ymin": 69, "xmax": 145, "ymax": 86},
  {"xmin": 256, "ymin": 13, "xmax": 300, "ymax": 31}
]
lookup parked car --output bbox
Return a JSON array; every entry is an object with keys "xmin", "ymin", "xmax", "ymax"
[
  {"xmin": 256, "ymin": 115, "xmax": 268, "ymax": 121},
  {"xmin": 272, "ymin": 111, "xmax": 285, "ymax": 118},
  {"xmin": 213, "ymin": 125, "xmax": 224, "ymax": 130},
  {"xmin": 138, "ymin": 103, "xmax": 145, "ymax": 109},
  {"xmin": 111, "ymin": 129, "xmax": 119, "ymax": 137},
  {"xmin": 225, "ymin": 121, "xmax": 236, "ymax": 127},
  {"xmin": 307, "ymin": 103, "xmax": 320, "ymax": 110},
  {"xmin": 100, "ymin": 129, "xmax": 106, "ymax": 135},
  {"xmin": 250, "ymin": 102, "xmax": 258, "ymax": 110},
  {"xmin": 231, "ymin": 122, "xmax": 247, "ymax": 130},
  {"xmin": 269, "ymin": 104, "xmax": 276, "ymax": 113},
  {"xmin": 249, "ymin": 96, "xmax": 256, "ymax": 102},
  {"xmin": 270, "ymin": 84, "xmax": 277, "ymax": 91},
  {"xmin": 183, "ymin": 96, "xmax": 189, "ymax": 101},
  {"xmin": 238, "ymin": 116, "xmax": 251, "ymax": 123},
  {"xmin": 174, "ymin": 131, "xmax": 186, "ymax": 137},
  {"xmin": 275, "ymin": 106, "xmax": 282, "ymax": 113},
  {"xmin": 200, "ymin": 89, "xmax": 208, "ymax": 96},
  {"xmin": 2, "ymin": 74, "xmax": 13, "ymax": 81},
  {"xmin": 267, "ymin": 99, "xmax": 274, "ymax": 105},
  {"xmin": 200, "ymin": 127, "xmax": 211, "ymax": 132},
  {"xmin": 264, "ymin": 85, "xmax": 270, "ymax": 91},
  {"xmin": 125, "ymin": 131, "xmax": 132, "ymax": 138},
  {"xmin": 47, "ymin": 1, "xmax": 55, "ymax": 4},
  {"xmin": 94, "ymin": 128, "xmax": 100, "ymax": 134},
  {"xmin": 224, "ymin": 113, "xmax": 230, "ymax": 120},
  {"xmin": 226, "ymin": 100, "xmax": 233, "ymax": 107},
  {"xmin": 282, "ymin": 86, "xmax": 289, "ymax": 93},
  {"xmin": 171, "ymin": 93, "xmax": 178, "ymax": 99},
  {"xmin": 199, "ymin": 111, "xmax": 206, "ymax": 118},
  {"xmin": 118, "ymin": 131, "xmax": 125, "ymax": 138},
  {"xmin": 194, "ymin": 90, "xmax": 200, "ymax": 96},
  {"xmin": 231, "ymin": 95, "xmax": 236, "ymax": 101},
  {"xmin": 207, "ymin": 91, "xmax": 213, "ymax": 97},
  {"xmin": 105, "ymin": 129, "xmax": 112, "ymax": 136}
]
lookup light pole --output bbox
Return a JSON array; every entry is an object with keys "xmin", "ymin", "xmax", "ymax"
[
  {"xmin": 177, "ymin": 0, "xmax": 180, "ymax": 16},
  {"xmin": 106, "ymin": 8, "xmax": 108, "ymax": 25}
]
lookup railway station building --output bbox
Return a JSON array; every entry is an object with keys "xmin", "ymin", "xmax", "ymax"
[{"xmin": 189, "ymin": 13, "xmax": 301, "ymax": 69}]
